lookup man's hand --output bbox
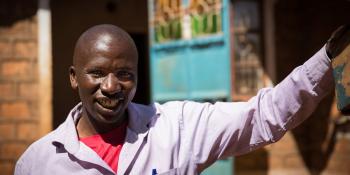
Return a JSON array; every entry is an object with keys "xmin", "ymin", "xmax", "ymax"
[
  {"xmin": 329, "ymin": 25, "xmax": 350, "ymax": 115},
  {"xmin": 326, "ymin": 25, "xmax": 350, "ymax": 59}
]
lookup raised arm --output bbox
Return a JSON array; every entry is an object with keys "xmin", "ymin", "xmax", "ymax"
[{"xmin": 179, "ymin": 45, "xmax": 332, "ymax": 171}]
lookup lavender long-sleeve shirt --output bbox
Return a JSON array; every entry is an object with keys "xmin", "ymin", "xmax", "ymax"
[{"xmin": 15, "ymin": 46, "xmax": 333, "ymax": 175}]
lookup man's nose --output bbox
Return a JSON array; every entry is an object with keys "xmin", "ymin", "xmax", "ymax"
[{"xmin": 100, "ymin": 73, "xmax": 121, "ymax": 95}]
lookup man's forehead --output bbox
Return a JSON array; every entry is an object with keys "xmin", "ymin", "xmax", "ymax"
[
  {"xmin": 81, "ymin": 27, "xmax": 130, "ymax": 50},
  {"xmin": 73, "ymin": 24, "xmax": 138, "ymax": 66},
  {"xmin": 81, "ymin": 24, "xmax": 129, "ymax": 41},
  {"xmin": 94, "ymin": 34, "xmax": 113, "ymax": 52}
]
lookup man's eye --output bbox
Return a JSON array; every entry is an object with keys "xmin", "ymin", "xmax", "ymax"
[
  {"xmin": 89, "ymin": 70, "xmax": 105, "ymax": 77},
  {"xmin": 117, "ymin": 71, "xmax": 134, "ymax": 81}
]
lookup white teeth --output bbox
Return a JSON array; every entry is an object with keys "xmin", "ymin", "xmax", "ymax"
[{"xmin": 97, "ymin": 99, "xmax": 117, "ymax": 108}]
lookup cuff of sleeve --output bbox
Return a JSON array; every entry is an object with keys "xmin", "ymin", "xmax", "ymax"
[
  {"xmin": 303, "ymin": 45, "xmax": 333, "ymax": 93},
  {"xmin": 323, "ymin": 44, "xmax": 332, "ymax": 62}
]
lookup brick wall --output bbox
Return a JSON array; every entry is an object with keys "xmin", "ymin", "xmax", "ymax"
[
  {"xmin": 235, "ymin": 0, "xmax": 350, "ymax": 174},
  {"xmin": 0, "ymin": 1, "xmax": 39, "ymax": 174},
  {"xmin": 273, "ymin": 0, "xmax": 350, "ymax": 174}
]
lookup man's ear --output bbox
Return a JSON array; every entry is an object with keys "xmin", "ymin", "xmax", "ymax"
[{"xmin": 69, "ymin": 66, "xmax": 78, "ymax": 90}]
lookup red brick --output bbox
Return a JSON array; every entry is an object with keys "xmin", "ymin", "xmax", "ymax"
[
  {"xmin": 334, "ymin": 138, "xmax": 350, "ymax": 153},
  {"xmin": 0, "ymin": 142, "xmax": 27, "ymax": 159},
  {"xmin": 0, "ymin": 40, "xmax": 12, "ymax": 57},
  {"xmin": 0, "ymin": 20, "xmax": 29, "ymax": 38},
  {"xmin": 269, "ymin": 169, "xmax": 309, "ymax": 175},
  {"xmin": 235, "ymin": 154, "xmax": 257, "ymax": 170},
  {"xmin": 14, "ymin": 41, "xmax": 37, "ymax": 58},
  {"xmin": 326, "ymin": 157, "xmax": 349, "ymax": 172},
  {"xmin": 1, "ymin": 60, "xmax": 31, "ymax": 79},
  {"xmin": 235, "ymin": 148, "xmax": 268, "ymax": 172},
  {"xmin": 0, "ymin": 161, "xmax": 15, "ymax": 175},
  {"xmin": 235, "ymin": 171, "xmax": 268, "ymax": 175},
  {"xmin": 268, "ymin": 155, "xmax": 285, "ymax": 169},
  {"xmin": 29, "ymin": 17, "xmax": 38, "ymax": 37},
  {"xmin": 0, "ymin": 123, "xmax": 15, "ymax": 141},
  {"xmin": 0, "ymin": 83, "xmax": 16, "ymax": 100},
  {"xmin": 18, "ymin": 83, "xmax": 38, "ymax": 100},
  {"xmin": 284, "ymin": 154, "xmax": 305, "ymax": 168},
  {"xmin": 17, "ymin": 122, "xmax": 38, "ymax": 141},
  {"xmin": 0, "ymin": 102, "xmax": 30, "ymax": 119},
  {"xmin": 269, "ymin": 133, "xmax": 298, "ymax": 154}
]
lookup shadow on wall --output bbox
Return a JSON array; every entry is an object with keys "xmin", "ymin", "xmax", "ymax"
[
  {"xmin": 0, "ymin": 0, "xmax": 37, "ymax": 26},
  {"xmin": 293, "ymin": 93, "xmax": 350, "ymax": 175},
  {"xmin": 292, "ymin": 94, "xmax": 335, "ymax": 175},
  {"xmin": 235, "ymin": 148, "xmax": 268, "ymax": 175},
  {"xmin": 274, "ymin": 0, "xmax": 350, "ymax": 174}
]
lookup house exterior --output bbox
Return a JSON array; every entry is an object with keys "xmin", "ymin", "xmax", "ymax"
[{"xmin": 0, "ymin": 0, "xmax": 349, "ymax": 174}]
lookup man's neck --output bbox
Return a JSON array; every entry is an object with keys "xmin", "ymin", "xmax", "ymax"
[{"xmin": 76, "ymin": 111, "xmax": 127, "ymax": 138}]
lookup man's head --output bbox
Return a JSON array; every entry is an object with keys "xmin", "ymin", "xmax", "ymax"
[{"xmin": 70, "ymin": 24, "xmax": 138, "ymax": 130}]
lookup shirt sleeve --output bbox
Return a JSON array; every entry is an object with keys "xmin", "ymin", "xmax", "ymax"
[
  {"xmin": 180, "ymin": 46, "xmax": 333, "ymax": 171},
  {"xmin": 14, "ymin": 144, "xmax": 35, "ymax": 175}
]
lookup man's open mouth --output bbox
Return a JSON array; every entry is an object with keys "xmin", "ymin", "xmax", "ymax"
[{"xmin": 96, "ymin": 98, "xmax": 120, "ymax": 109}]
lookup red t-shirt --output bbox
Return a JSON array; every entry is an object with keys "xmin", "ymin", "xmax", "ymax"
[{"xmin": 79, "ymin": 122, "xmax": 127, "ymax": 173}]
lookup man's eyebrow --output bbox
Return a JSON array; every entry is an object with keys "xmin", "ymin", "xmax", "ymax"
[
  {"xmin": 118, "ymin": 67, "xmax": 136, "ymax": 71},
  {"xmin": 84, "ymin": 65, "xmax": 135, "ymax": 71}
]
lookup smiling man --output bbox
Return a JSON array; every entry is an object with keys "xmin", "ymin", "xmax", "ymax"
[
  {"xmin": 71, "ymin": 25, "xmax": 137, "ymax": 136},
  {"xmin": 15, "ymin": 24, "xmax": 349, "ymax": 175},
  {"xmin": 70, "ymin": 25, "xmax": 138, "ymax": 173}
]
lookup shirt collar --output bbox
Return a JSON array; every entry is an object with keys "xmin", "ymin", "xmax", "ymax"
[
  {"xmin": 52, "ymin": 102, "xmax": 83, "ymax": 154},
  {"xmin": 127, "ymin": 102, "xmax": 157, "ymax": 134},
  {"xmin": 52, "ymin": 102, "xmax": 157, "ymax": 154}
]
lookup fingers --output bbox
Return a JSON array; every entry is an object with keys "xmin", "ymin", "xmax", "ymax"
[{"xmin": 327, "ymin": 25, "xmax": 350, "ymax": 59}]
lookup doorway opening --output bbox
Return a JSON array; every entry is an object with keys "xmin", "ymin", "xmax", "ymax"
[{"xmin": 51, "ymin": 0, "xmax": 149, "ymax": 128}]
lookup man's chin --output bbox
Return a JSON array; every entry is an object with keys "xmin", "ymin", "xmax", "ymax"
[
  {"xmin": 95, "ymin": 112, "xmax": 126, "ymax": 124},
  {"xmin": 95, "ymin": 107, "xmax": 127, "ymax": 124}
]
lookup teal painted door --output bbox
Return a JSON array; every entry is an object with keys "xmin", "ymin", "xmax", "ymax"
[{"xmin": 148, "ymin": 0, "xmax": 234, "ymax": 174}]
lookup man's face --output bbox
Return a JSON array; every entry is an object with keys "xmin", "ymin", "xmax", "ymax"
[{"xmin": 70, "ymin": 34, "xmax": 138, "ymax": 125}]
